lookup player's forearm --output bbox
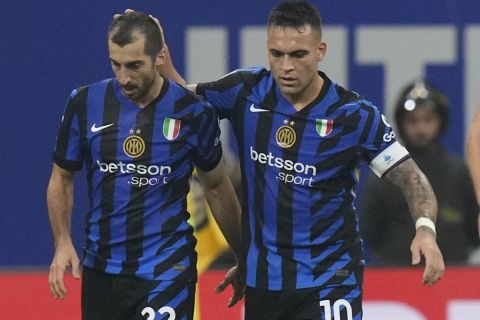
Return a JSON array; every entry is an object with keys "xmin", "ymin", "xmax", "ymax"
[
  {"xmin": 204, "ymin": 182, "xmax": 242, "ymax": 261},
  {"xmin": 199, "ymin": 164, "xmax": 242, "ymax": 261},
  {"xmin": 385, "ymin": 159, "xmax": 438, "ymax": 226},
  {"xmin": 158, "ymin": 45, "xmax": 187, "ymax": 85},
  {"xmin": 47, "ymin": 167, "xmax": 75, "ymax": 248}
]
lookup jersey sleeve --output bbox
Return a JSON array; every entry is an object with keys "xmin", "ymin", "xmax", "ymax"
[
  {"xmin": 196, "ymin": 69, "xmax": 250, "ymax": 120},
  {"xmin": 192, "ymin": 102, "xmax": 223, "ymax": 171},
  {"xmin": 359, "ymin": 103, "xmax": 410, "ymax": 177},
  {"xmin": 52, "ymin": 88, "xmax": 86, "ymax": 171}
]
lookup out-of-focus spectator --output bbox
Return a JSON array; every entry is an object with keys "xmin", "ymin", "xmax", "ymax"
[
  {"xmin": 465, "ymin": 101, "xmax": 480, "ymax": 239},
  {"xmin": 360, "ymin": 80, "xmax": 480, "ymax": 266}
]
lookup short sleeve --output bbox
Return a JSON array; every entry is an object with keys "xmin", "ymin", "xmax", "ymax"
[
  {"xmin": 196, "ymin": 70, "xmax": 245, "ymax": 120},
  {"xmin": 52, "ymin": 88, "xmax": 86, "ymax": 171},
  {"xmin": 192, "ymin": 102, "xmax": 223, "ymax": 171},
  {"xmin": 359, "ymin": 103, "xmax": 410, "ymax": 177}
]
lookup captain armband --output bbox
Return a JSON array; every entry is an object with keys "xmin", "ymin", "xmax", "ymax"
[{"xmin": 369, "ymin": 141, "xmax": 410, "ymax": 177}]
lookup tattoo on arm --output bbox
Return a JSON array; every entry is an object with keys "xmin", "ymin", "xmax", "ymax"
[{"xmin": 384, "ymin": 158, "xmax": 438, "ymax": 223}]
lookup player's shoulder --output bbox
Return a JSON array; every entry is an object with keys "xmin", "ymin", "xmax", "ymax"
[
  {"xmin": 69, "ymin": 78, "xmax": 113, "ymax": 99},
  {"xmin": 333, "ymin": 83, "xmax": 380, "ymax": 114},
  {"xmin": 234, "ymin": 66, "xmax": 269, "ymax": 77},
  {"xmin": 168, "ymin": 79, "xmax": 208, "ymax": 105},
  {"xmin": 168, "ymin": 80, "xmax": 216, "ymax": 114},
  {"xmin": 220, "ymin": 66, "xmax": 270, "ymax": 86}
]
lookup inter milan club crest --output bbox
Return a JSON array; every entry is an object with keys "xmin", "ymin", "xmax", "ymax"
[
  {"xmin": 315, "ymin": 119, "xmax": 334, "ymax": 137},
  {"xmin": 163, "ymin": 117, "xmax": 181, "ymax": 141},
  {"xmin": 276, "ymin": 119, "xmax": 296, "ymax": 148},
  {"xmin": 123, "ymin": 128, "xmax": 145, "ymax": 158}
]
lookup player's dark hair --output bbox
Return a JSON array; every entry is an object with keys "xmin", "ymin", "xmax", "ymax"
[
  {"xmin": 108, "ymin": 11, "xmax": 163, "ymax": 60},
  {"xmin": 268, "ymin": 1, "xmax": 322, "ymax": 37},
  {"xmin": 394, "ymin": 80, "xmax": 449, "ymax": 138}
]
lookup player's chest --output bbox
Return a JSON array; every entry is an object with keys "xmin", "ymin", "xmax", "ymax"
[
  {"xmin": 86, "ymin": 110, "xmax": 192, "ymax": 162},
  {"xmin": 240, "ymin": 110, "xmax": 355, "ymax": 159}
]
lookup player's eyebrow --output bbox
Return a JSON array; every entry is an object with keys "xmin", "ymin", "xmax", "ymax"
[
  {"xmin": 109, "ymin": 58, "xmax": 145, "ymax": 67},
  {"xmin": 269, "ymin": 48, "xmax": 309, "ymax": 55}
]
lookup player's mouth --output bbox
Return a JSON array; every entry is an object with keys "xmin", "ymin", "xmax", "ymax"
[
  {"xmin": 121, "ymin": 86, "xmax": 138, "ymax": 97},
  {"xmin": 279, "ymin": 76, "xmax": 297, "ymax": 86}
]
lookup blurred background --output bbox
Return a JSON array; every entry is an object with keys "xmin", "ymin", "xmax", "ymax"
[{"xmin": 1, "ymin": 1, "xmax": 480, "ymax": 319}]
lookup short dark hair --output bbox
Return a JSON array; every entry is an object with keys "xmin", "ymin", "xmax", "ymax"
[
  {"xmin": 268, "ymin": 1, "xmax": 322, "ymax": 37},
  {"xmin": 108, "ymin": 11, "xmax": 163, "ymax": 59}
]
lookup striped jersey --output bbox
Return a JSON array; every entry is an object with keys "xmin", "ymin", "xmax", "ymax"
[
  {"xmin": 53, "ymin": 78, "xmax": 222, "ymax": 281},
  {"xmin": 197, "ymin": 68, "xmax": 409, "ymax": 290}
]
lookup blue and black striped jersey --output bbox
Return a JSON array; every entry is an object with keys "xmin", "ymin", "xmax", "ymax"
[
  {"xmin": 53, "ymin": 78, "xmax": 222, "ymax": 281},
  {"xmin": 197, "ymin": 68, "xmax": 410, "ymax": 290}
]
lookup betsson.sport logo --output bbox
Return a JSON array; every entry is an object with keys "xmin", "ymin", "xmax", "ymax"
[
  {"xmin": 97, "ymin": 160, "xmax": 171, "ymax": 187},
  {"xmin": 250, "ymin": 146, "xmax": 316, "ymax": 186}
]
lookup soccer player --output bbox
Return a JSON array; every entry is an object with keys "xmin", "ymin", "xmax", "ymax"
[
  {"xmin": 46, "ymin": 12, "xmax": 243, "ymax": 320},
  {"xmin": 161, "ymin": 1, "xmax": 445, "ymax": 319}
]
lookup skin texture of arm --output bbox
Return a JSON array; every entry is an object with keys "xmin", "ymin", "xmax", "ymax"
[
  {"xmin": 384, "ymin": 158, "xmax": 445, "ymax": 286},
  {"xmin": 158, "ymin": 44, "xmax": 186, "ymax": 86},
  {"xmin": 197, "ymin": 160, "xmax": 244, "ymax": 307},
  {"xmin": 46, "ymin": 163, "xmax": 81, "ymax": 299},
  {"xmin": 466, "ymin": 102, "xmax": 480, "ymax": 238},
  {"xmin": 197, "ymin": 161, "xmax": 242, "ymax": 261}
]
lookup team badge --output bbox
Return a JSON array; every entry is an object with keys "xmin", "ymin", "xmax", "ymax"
[
  {"xmin": 123, "ymin": 128, "xmax": 145, "ymax": 158},
  {"xmin": 315, "ymin": 119, "xmax": 333, "ymax": 137},
  {"xmin": 276, "ymin": 119, "xmax": 296, "ymax": 148},
  {"xmin": 163, "ymin": 117, "xmax": 181, "ymax": 141}
]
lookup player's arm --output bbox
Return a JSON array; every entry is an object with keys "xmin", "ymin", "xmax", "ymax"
[
  {"xmin": 197, "ymin": 160, "xmax": 244, "ymax": 307},
  {"xmin": 159, "ymin": 43, "xmax": 187, "ymax": 86},
  {"xmin": 46, "ymin": 163, "xmax": 81, "ymax": 299},
  {"xmin": 149, "ymin": 13, "xmax": 199, "ymax": 94},
  {"xmin": 144, "ymin": 12, "xmax": 187, "ymax": 86},
  {"xmin": 384, "ymin": 158, "xmax": 445, "ymax": 286},
  {"xmin": 466, "ymin": 102, "xmax": 480, "ymax": 238},
  {"xmin": 160, "ymin": 42, "xmax": 199, "ymax": 93}
]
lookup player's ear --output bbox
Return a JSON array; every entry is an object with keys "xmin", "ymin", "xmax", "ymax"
[
  {"xmin": 317, "ymin": 41, "xmax": 327, "ymax": 62},
  {"xmin": 155, "ymin": 47, "xmax": 166, "ymax": 66}
]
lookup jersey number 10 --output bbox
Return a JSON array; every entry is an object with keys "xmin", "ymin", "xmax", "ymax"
[{"xmin": 319, "ymin": 299, "xmax": 353, "ymax": 320}]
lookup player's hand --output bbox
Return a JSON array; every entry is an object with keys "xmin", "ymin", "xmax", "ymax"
[
  {"xmin": 113, "ymin": 8, "xmax": 134, "ymax": 20},
  {"xmin": 215, "ymin": 265, "xmax": 245, "ymax": 307},
  {"xmin": 147, "ymin": 14, "xmax": 165, "ymax": 44},
  {"xmin": 48, "ymin": 242, "xmax": 81, "ymax": 299},
  {"xmin": 112, "ymin": 10, "xmax": 165, "ymax": 44},
  {"xmin": 410, "ymin": 228, "xmax": 445, "ymax": 286}
]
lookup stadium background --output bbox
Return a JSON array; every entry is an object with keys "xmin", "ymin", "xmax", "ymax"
[{"xmin": 1, "ymin": 0, "xmax": 479, "ymax": 319}]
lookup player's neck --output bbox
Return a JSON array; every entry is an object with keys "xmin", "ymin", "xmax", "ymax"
[
  {"xmin": 136, "ymin": 75, "xmax": 164, "ymax": 108},
  {"xmin": 284, "ymin": 75, "xmax": 324, "ymax": 111}
]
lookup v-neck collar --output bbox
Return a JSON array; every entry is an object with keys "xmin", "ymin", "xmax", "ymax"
[
  {"xmin": 275, "ymin": 71, "xmax": 331, "ymax": 116},
  {"xmin": 113, "ymin": 76, "xmax": 169, "ymax": 111}
]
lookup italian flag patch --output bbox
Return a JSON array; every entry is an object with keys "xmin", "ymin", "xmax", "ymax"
[
  {"xmin": 316, "ymin": 119, "xmax": 333, "ymax": 137},
  {"xmin": 163, "ymin": 117, "xmax": 181, "ymax": 141}
]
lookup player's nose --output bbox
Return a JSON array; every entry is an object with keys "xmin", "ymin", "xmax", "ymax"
[{"xmin": 117, "ymin": 68, "xmax": 131, "ymax": 86}]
